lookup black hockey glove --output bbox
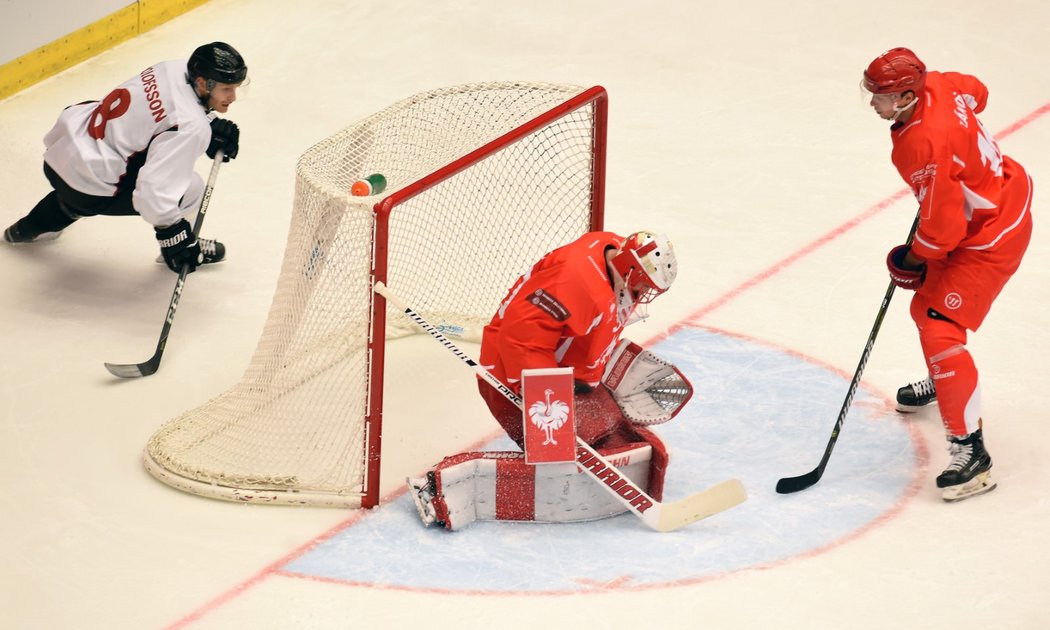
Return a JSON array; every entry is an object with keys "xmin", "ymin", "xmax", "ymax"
[
  {"xmin": 207, "ymin": 118, "xmax": 239, "ymax": 161},
  {"xmin": 155, "ymin": 219, "xmax": 202, "ymax": 273}
]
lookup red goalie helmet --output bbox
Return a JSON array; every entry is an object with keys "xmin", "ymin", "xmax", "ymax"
[
  {"xmin": 610, "ymin": 231, "xmax": 678, "ymax": 304},
  {"xmin": 863, "ymin": 47, "xmax": 926, "ymax": 95}
]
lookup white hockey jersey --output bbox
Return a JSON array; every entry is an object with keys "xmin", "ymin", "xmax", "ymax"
[{"xmin": 42, "ymin": 60, "xmax": 212, "ymax": 227}]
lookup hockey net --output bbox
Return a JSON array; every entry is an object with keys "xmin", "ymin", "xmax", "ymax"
[{"xmin": 143, "ymin": 82, "xmax": 607, "ymax": 507}]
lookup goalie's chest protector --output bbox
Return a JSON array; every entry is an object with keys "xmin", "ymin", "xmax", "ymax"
[{"xmin": 481, "ymin": 232, "xmax": 624, "ymax": 387}]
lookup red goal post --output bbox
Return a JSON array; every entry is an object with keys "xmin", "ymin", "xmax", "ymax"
[{"xmin": 143, "ymin": 82, "xmax": 608, "ymax": 508}]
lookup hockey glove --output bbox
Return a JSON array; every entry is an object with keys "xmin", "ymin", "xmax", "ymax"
[
  {"xmin": 207, "ymin": 118, "xmax": 239, "ymax": 161},
  {"xmin": 155, "ymin": 219, "xmax": 202, "ymax": 273},
  {"xmin": 602, "ymin": 338, "xmax": 694, "ymax": 425},
  {"xmin": 886, "ymin": 244, "xmax": 926, "ymax": 290}
]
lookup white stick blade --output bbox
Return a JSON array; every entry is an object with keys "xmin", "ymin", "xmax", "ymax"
[
  {"xmin": 653, "ymin": 478, "xmax": 747, "ymax": 532},
  {"xmin": 104, "ymin": 362, "xmax": 145, "ymax": 378}
]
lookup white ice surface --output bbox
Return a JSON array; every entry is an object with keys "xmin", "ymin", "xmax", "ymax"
[{"xmin": 2, "ymin": 1, "xmax": 1049, "ymax": 629}]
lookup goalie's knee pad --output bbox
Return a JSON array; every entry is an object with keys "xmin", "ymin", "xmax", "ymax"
[
  {"xmin": 632, "ymin": 425, "xmax": 669, "ymax": 500},
  {"xmin": 409, "ymin": 439, "xmax": 666, "ymax": 531}
]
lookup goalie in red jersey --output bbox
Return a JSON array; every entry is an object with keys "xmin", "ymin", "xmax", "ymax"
[
  {"xmin": 864, "ymin": 48, "xmax": 1033, "ymax": 502},
  {"xmin": 408, "ymin": 231, "xmax": 694, "ymax": 530}
]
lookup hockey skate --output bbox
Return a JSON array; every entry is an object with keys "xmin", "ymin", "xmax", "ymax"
[
  {"xmin": 3, "ymin": 221, "xmax": 62, "ymax": 243},
  {"xmin": 937, "ymin": 428, "xmax": 996, "ymax": 502},
  {"xmin": 896, "ymin": 376, "xmax": 936, "ymax": 413},
  {"xmin": 406, "ymin": 473, "xmax": 443, "ymax": 528},
  {"xmin": 154, "ymin": 237, "xmax": 226, "ymax": 265}
]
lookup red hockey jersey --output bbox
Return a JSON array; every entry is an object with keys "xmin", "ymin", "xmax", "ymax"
[
  {"xmin": 480, "ymin": 232, "xmax": 630, "ymax": 390},
  {"xmin": 890, "ymin": 71, "xmax": 1030, "ymax": 259}
]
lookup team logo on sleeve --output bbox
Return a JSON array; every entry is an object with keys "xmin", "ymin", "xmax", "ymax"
[
  {"xmin": 527, "ymin": 289, "xmax": 571, "ymax": 321},
  {"xmin": 909, "ymin": 164, "xmax": 937, "ymax": 205}
]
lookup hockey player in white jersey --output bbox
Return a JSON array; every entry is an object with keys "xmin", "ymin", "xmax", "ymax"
[{"xmin": 4, "ymin": 42, "xmax": 246, "ymax": 274}]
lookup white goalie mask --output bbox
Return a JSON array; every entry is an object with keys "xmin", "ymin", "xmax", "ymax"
[{"xmin": 610, "ymin": 231, "xmax": 678, "ymax": 307}]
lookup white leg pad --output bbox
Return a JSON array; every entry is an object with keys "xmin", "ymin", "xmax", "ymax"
[{"xmin": 426, "ymin": 443, "xmax": 653, "ymax": 530}]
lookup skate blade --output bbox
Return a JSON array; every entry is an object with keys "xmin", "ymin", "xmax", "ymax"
[
  {"xmin": 941, "ymin": 471, "xmax": 997, "ymax": 502},
  {"xmin": 154, "ymin": 255, "xmax": 226, "ymax": 264},
  {"xmin": 4, "ymin": 230, "xmax": 62, "ymax": 244},
  {"xmin": 895, "ymin": 401, "xmax": 937, "ymax": 413}
]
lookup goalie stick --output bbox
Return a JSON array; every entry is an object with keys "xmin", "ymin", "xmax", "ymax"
[
  {"xmin": 104, "ymin": 149, "xmax": 224, "ymax": 378},
  {"xmin": 374, "ymin": 281, "xmax": 747, "ymax": 532},
  {"xmin": 776, "ymin": 212, "xmax": 921, "ymax": 494}
]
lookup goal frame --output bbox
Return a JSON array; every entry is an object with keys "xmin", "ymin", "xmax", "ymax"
[
  {"xmin": 142, "ymin": 83, "xmax": 609, "ymax": 508},
  {"xmin": 362, "ymin": 86, "xmax": 608, "ymax": 506}
]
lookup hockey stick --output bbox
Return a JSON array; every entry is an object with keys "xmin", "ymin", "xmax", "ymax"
[
  {"xmin": 374, "ymin": 281, "xmax": 747, "ymax": 532},
  {"xmin": 776, "ymin": 212, "xmax": 921, "ymax": 494},
  {"xmin": 104, "ymin": 150, "xmax": 224, "ymax": 378}
]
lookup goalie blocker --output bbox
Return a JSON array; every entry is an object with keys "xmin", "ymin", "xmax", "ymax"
[{"xmin": 408, "ymin": 339, "xmax": 694, "ymax": 530}]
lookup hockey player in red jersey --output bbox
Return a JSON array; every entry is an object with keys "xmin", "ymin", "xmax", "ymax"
[
  {"xmin": 4, "ymin": 42, "xmax": 246, "ymax": 274},
  {"xmin": 864, "ymin": 48, "xmax": 1033, "ymax": 501},
  {"xmin": 408, "ymin": 231, "xmax": 692, "ymax": 529}
]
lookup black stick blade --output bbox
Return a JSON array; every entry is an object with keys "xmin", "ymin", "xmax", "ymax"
[{"xmin": 776, "ymin": 469, "xmax": 821, "ymax": 494}]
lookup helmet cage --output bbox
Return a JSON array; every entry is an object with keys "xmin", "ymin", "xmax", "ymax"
[{"xmin": 610, "ymin": 232, "xmax": 677, "ymax": 305}]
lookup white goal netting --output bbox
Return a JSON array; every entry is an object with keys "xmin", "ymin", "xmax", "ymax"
[{"xmin": 144, "ymin": 82, "xmax": 607, "ymax": 507}]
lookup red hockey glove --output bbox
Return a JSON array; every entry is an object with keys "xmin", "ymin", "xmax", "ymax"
[{"xmin": 886, "ymin": 244, "xmax": 926, "ymax": 290}]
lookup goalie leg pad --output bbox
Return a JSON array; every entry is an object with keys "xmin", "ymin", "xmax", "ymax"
[
  {"xmin": 574, "ymin": 385, "xmax": 632, "ymax": 445},
  {"xmin": 415, "ymin": 443, "xmax": 659, "ymax": 531},
  {"xmin": 632, "ymin": 425, "xmax": 670, "ymax": 501}
]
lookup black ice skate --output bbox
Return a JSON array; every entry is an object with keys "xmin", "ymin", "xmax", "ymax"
[
  {"xmin": 937, "ymin": 428, "xmax": 996, "ymax": 502},
  {"xmin": 154, "ymin": 237, "xmax": 226, "ymax": 265},
  {"xmin": 896, "ymin": 376, "xmax": 936, "ymax": 413},
  {"xmin": 3, "ymin": 221, "xmax": 62, "ymax": 243},
  {"xmin": 198, "ymin": 238, "xmax": 226, "ymax": 264}
]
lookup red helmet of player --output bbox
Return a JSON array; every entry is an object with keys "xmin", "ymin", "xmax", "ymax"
[
  {"xmin": 863, "ymin": 47, "xmax": 926, "ymax": 95},
  {"xmin": 610, "ymin": 231, "xmax": 677, "ymax": 304}
]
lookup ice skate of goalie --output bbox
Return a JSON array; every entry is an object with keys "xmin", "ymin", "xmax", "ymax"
[{"xmin": 407, "ymin": 339, "xmax": 743, "ymax": 531}]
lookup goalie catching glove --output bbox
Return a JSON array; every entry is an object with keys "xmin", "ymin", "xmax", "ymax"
[{"xmin": 602, "ymin": 338, "xmax": 693, "ymax": 425}]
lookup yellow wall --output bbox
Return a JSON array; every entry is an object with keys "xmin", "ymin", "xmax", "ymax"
[{"xmin": 0, "ymin": 0, "xmax": 211, "ymax": 101}]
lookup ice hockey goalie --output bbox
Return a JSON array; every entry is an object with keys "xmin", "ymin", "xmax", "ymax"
[{"xmin": 407, "ymin": 230, "xmax": 695, "ymax": 530}]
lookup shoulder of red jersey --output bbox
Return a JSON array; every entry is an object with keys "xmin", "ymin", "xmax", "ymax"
[
  {"xmin": 892, "ymin": 69, "xmax": 989, "ymax": 174},
  {"xmin": 563, "ymin": 231, "xmax": 623, "ymax": 252},
  {"xmin": 519, "ymin": 232, "xmax": 621, "ymax": 324},
  {"xmin": 935, "ymin": 71, "xmax": 989, "ymax": 114}
]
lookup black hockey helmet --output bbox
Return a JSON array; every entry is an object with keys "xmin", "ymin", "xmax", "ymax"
[{"xmin": 187, "ymin": 42, "xmax": 247, "ymax": 84}]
